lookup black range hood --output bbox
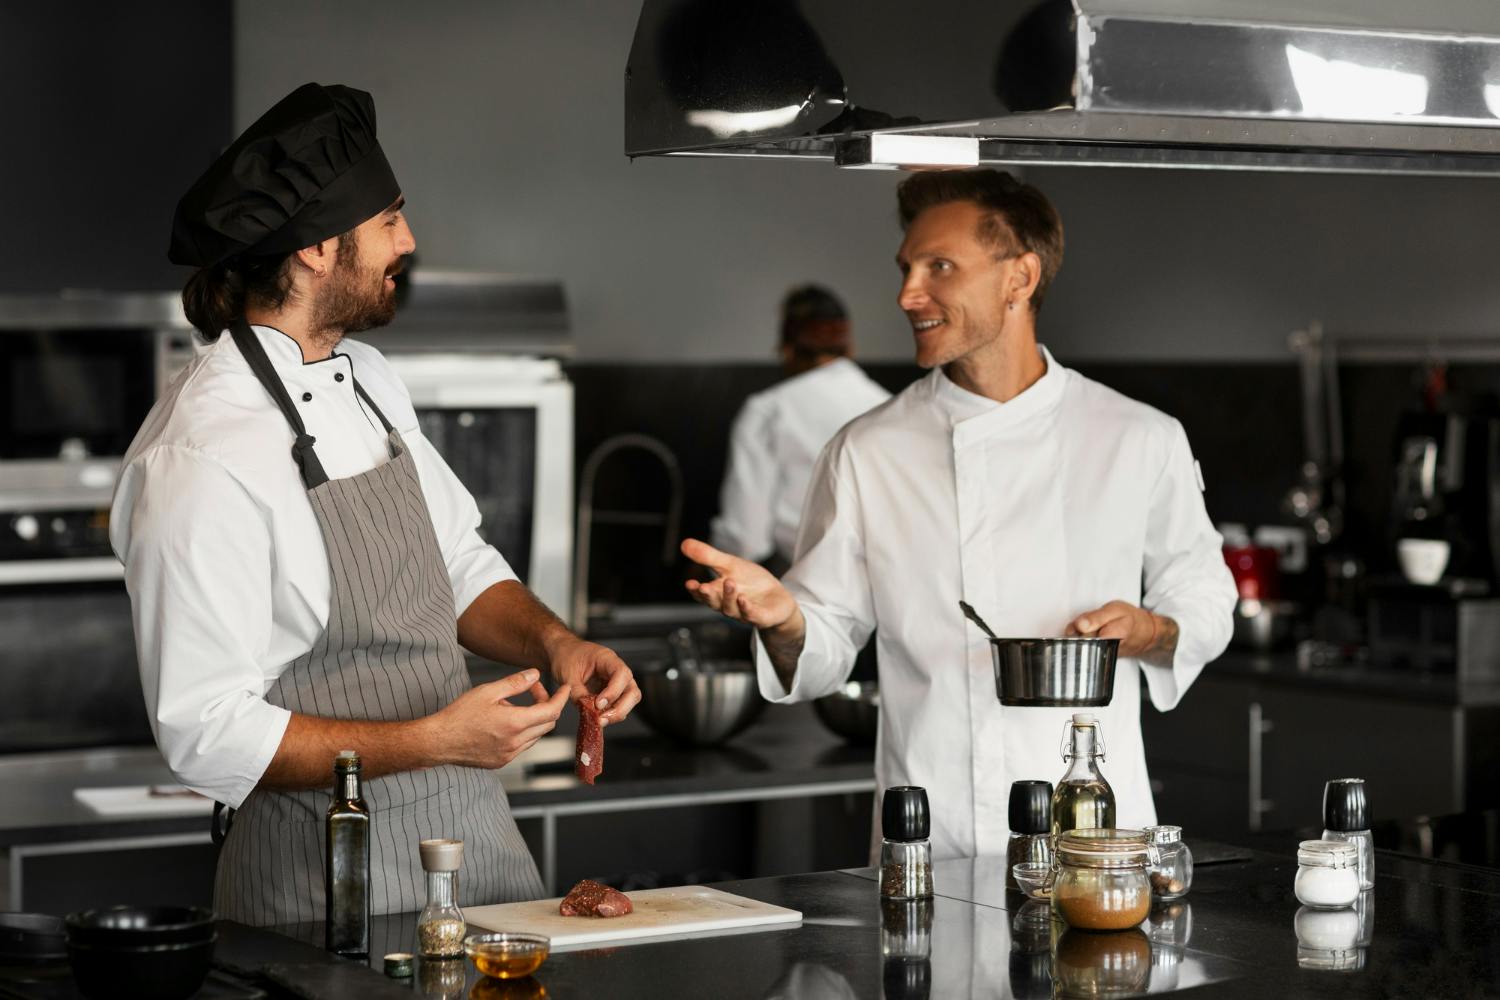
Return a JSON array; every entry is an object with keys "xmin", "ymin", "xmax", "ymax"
[{"xmin": 625, "ymin": 0, "xmax": 1500, "ymax": 175}]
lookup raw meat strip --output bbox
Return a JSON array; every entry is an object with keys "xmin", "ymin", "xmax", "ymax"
[
  {"xmin": 575, "ymin": 696, "xmax": 604, "ymax": 784},
  {"xmin": 559, "ymin": 878, "xmax": 633, "ymax": 917}
]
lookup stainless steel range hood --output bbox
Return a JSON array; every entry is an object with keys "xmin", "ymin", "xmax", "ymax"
[{"xmin": 625, "ymin": 0, "xmax": 1500, "ymax": 175}]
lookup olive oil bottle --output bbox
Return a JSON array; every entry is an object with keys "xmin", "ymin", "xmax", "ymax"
[
  {"xmin": 1052, "ymin": 714, "xmax": 1116, "ymax": 837},
  {"xmin": 326, "ymin": 750, "xmax": 370, "ymax": 956}
]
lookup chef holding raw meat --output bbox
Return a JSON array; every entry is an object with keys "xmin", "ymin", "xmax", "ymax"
[
  {"xmin": 111, "ymin": 83, "xmax": 638, "ymax": 924},
  {"xmin": 684, "ymin": 169, "xmax": 1236, "ymax": 860}
]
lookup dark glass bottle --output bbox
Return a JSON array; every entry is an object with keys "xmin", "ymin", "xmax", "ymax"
[{"xmin": 326, "ymin": 750, "xmax": 370, "ymax": 956}]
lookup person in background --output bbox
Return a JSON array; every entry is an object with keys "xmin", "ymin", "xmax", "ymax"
[
  {"xmin": 710, "ymin": 286, "xmax": 891, "ymax": 573},
  {"xmin": 111, "ymin": 83, "xmax": 638, "ymax": 924},
  {"xmin": 683, "ymin": 170, "xmax": 1235, "ymax": 860}
]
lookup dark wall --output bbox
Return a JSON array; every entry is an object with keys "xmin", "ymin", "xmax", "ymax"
[{"xmin": 2, "ymin": 2, "xmax": 231, "ymax": 292}]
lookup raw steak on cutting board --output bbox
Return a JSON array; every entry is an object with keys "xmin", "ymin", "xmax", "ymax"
[
  {"xmin": 560, "ymin": 879, "xmax": 633, "ymax": 917},
  {"xmin": 575, "ymin": 696, "xmax": 604, "ymax": 784}
]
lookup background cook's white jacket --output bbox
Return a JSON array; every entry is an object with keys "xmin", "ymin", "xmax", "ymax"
[
  {"xmin": 110, "ymin": 326, "xmax": 518, "ymax": 809},
  {"xmin": 755, "ymin": 347, "xmax": 1236, "ymax": 861},
  {"xmin": 711, "ymin": 358, "xmax": 890, "ymax": 564}
]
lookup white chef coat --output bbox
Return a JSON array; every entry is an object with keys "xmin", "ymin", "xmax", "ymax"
[
  {"xmin": 110, "ymin": 325, "xmax": 517, "ymax": 809},
  {"xmin": 711, "ymin": 358, "xmax": 891, "ymax": 563},
  {"xmin": 755, "ymin": 346, "xmax": 1236, "ymax": 861}
]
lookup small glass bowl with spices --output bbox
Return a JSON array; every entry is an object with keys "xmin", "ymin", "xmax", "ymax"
[
  {"xmin": 1294, "ymin": 839, "xmax": 1360, "ymax": 910},
  {"xmin": 1052, "ymin": 828, "xmax": 1157, "ymax": 932},
  {"xmin": 1143, "ymin": 824, "xmax": 1193, "ymax": 900}
]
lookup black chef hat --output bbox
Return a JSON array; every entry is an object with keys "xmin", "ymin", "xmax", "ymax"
[{"xmin": 168, "ymin": 83, "xmax": 400, "ymax": 267}]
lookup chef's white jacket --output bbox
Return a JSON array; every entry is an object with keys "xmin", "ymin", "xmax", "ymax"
[
  {"xmin": 711, "ymin": 358, "xmax": 891, "ymax": 564},
  {"xmin": 755, "ymin": 346, "xmax": 1236, "ymax": 860},
  {"xmin": 110, "ymin": 325, "xmax": 516, "ymax": 808}
]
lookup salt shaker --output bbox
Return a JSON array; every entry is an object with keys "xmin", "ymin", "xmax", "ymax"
[
  {"xmin": 1321, "ymin": 778, "xmax": 1374, "ymax": 890},
  {"xmin": 416, "ymin": 838, "xmax": 466, "ymax": 958},
  {"xmin": 879, "ymin": 786, "xmax": 934, "ymax": 899}
]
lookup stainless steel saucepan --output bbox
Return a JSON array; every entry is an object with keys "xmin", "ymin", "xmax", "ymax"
[{"xmin": 960, "ymin": 601, "xmax": 1119, "ymax": 707}]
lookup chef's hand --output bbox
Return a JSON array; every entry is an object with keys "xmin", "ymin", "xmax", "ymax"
[
  {"xmin": 680, "ymin": 538, "xmax": 801, "ymax": 632},
  {"xmin": 545, "ymin": 636, "xmax": 641, "ymax": 726},
  {"xmin": 1066, "ymin": 601, "xmax": 1161, "ymax": 658},
  {"xmin": 432, "ymin": 669, "xmax": 571, "ymax": 769}
]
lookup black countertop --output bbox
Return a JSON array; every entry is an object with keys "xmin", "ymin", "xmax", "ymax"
[
  {"xmin": 0, "ymin": 702, "xmax": 873, "ymax": 848},
  {"xmin": 1210, "ymin": 649, "xmax": 1500, "ymax": 706},
  {"xmin": 230, "ymin": 842, "xmax": 1500, "ymax": 999}
]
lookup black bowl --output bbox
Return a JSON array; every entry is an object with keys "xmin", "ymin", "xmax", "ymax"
[
  {"xmin": 0, "ymin": 912, "xmax": 67, "ymax": 963},
  {"xmin": 67, "ymin": 935, "xmax": 216, "ymax": 1000},
  {"xmin": 813, "ymin": 681, "xmax": 879, "ymax": 745},
  {"xmin": 64, "ymin": 906, "xmax": 214, "ymax": 948}
]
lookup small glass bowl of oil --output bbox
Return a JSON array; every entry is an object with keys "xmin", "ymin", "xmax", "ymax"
[{"xmin": 463, "ymin": 933, "xmax": 550, "ymax": 980}]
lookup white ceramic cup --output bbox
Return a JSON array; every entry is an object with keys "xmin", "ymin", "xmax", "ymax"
[{"xmin": 1397, "ymin": 538, "xmax": 1450, "ymax": 585}]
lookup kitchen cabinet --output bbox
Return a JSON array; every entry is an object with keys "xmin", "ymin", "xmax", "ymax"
[{"xmin": 1142, "ymin": 657, "xmax": 1500, "ymax": 842}]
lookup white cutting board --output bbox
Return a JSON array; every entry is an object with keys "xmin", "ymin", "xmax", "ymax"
[
  {"xmin": 73, "ymin": 785, "xmax": 214, "ymax": 817},
  {"xmin": 462, "ymin": 885, "xmax": 801, "ymax": 951}
]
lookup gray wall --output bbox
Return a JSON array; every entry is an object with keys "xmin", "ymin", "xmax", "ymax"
[{"xmin": 237, "ymin": 1, "xmax": 1500, "ymax": 363}]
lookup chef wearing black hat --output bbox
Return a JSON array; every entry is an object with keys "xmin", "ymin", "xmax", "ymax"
[{"xmin": 110, "ymin": 83, "xmax": 639, "ymax": 923}]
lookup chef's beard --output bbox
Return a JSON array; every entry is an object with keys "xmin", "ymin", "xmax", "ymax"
[{"xmin": 310, "ymin": 234, "xmax": 400, "ymax": 343}]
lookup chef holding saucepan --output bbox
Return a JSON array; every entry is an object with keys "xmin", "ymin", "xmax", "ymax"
[
  {"xmin": 111, "ymin": 83, "xmax": 638, "ymax": 923},
  {"xmin": 683, "ymin": 169, "xmax": 1237, "ymax": 860}
]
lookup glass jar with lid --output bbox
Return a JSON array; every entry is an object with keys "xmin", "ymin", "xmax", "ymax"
[
  {"xmin": 1143, "ymin": 824, "xmax": 1193, "ymax": 900},
  {"xmin": 1052, "ymin": 828, "xmax": 1157, "ymax": 931},
  {"xmin": 1294, "ymin": 839, "xmax": 1360, "ymax": 910}
]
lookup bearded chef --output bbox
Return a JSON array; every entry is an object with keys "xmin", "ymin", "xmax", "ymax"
[
  {"xmin": 683, "ymin": 169, "xmax": 1235, "ymax": 860},
  {"xmin": 110, "ymin": 83, "xmax": 638, "ymax": 923}
]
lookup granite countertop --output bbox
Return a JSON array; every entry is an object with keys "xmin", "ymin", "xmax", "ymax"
[
  {"xmin": 0, "ymin": 701, "xmax": 872, "ymax": 847},
  {"xmin": 244, "ymin": 843, "xmax": 1500, "ymax": 999}
]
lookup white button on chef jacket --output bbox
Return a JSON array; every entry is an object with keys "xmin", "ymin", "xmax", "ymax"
[
  {"xmin": 711, "ymin": 357, "xmax": 891, "ymax": 564},
  {"xmin": 110, "ymin": 325, "xmax": 517, "ymax": 809},
  {"xmin": 755, "ymin": 346, "xmax": 1237, "ymax": 861}
]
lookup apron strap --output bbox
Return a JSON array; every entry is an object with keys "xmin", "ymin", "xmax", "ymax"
[
  {"xmin": 353, "ymin": 380, "xmax": 396, "ymax": 435},
  {"xmin": 228, "ymin": 317, "xmax": 330, "ymax": 489}
]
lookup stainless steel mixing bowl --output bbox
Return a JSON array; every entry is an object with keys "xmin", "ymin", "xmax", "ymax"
[
  {"xmin": 636, "ymin": 661, "xmax": 766, "ymax": 746},
  {"xmin": 991, "ymin": 637, "xmax": 1119, "ymax": 707},
  {"xmin": 812, "ymin": 681, "xmax": 879, "ymax": 744}
]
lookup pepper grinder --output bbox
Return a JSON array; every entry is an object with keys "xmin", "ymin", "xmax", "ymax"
[
  {"xmin": 879, "ymin": 786, "xmax": 934, "ymax": 899},
  {"xmin": 1322, "ymin": 778, "xmax": 1374, "ymax": 890},
  {"xmin": 416, "ymin": 838, "xmax": 466, "ymax": 958},
  {"xmin": 1006, "ymin": 780, "xmax": 1053, "ymax": 890}
]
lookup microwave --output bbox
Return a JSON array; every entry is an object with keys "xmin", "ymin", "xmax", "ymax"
[
  {"xmin": 385, "ymin": 353, "xmax": 575, "ymax": 617},
  {"xmin": 0, "ymin": 293, "xmax": 194, "ymax": 585}
]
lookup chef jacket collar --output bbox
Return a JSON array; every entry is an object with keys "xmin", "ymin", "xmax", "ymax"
[
  {"xmin": 929, "ymin": 344, "xmax": 1066, "ymax": 438},
  {"xmin": 241, "ymin": 323, "xmax": 349, "ymax": 374}
]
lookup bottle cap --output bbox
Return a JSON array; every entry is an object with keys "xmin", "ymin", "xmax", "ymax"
[
  {"xmin": 1322, "ymin": 778, "xmax": 1369, "ymax": 832},
  {"xmin": 1071, "ymin": 713, "xmax": 1096, "ymax": 725},
  {"xmin": 1007, "ymin": 780, "xmax": 1052, "ymax": 835},
  {"xmin": 334, "ymin": 750, "xmax": 360, "ymax": 770},
  {"xmin": 882, "ymin": 786, "xmax": 930, "ymax": 843},
  {"xmin": 383, "ymin": 953, "xmax": 414, "ymax": 978},
  {"xmin": 419, "ymin": 838, "xmax": 464, "ymax": 872}
]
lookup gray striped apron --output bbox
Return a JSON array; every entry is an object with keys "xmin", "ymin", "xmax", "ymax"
[{"xmin": 212, "ymin": 318, "xmax": 544, "ymax": 925}]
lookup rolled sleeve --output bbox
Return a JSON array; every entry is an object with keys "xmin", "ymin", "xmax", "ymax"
[
  {"xmin": 112, "ymin": 446, "xmax": 291, "ymax": 807},
  {"xmin": 752, "ymin": 438, "xmax": 874, "ymax": 702},
  {"xmin": 1139, "ymin": 421, "xmax": 1238, "ymax": 711},
  {"xmin": 406, "ymin": 431, "xmax": 519, "ymax": 616}
]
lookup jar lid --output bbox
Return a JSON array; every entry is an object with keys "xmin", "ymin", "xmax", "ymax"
[
  {"xmin": 1144, "ymin": 824, "xmax": 1183, "ymax": 845},
  {"xmin": 1297, "ymin": 839, "xmax": 1359, "ymax": 869},
  {"xmin": 1056, "ymin": 828, "xmax": 1151, "ymax": 868},
  {"xmin": 419, "ymin": 838, "xmax": 464, "ymax": 872},
  {"xmin": 383, "ymin": 952, "xmax": 414, "ymax": 978}
]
